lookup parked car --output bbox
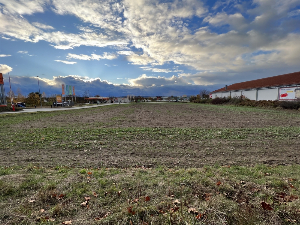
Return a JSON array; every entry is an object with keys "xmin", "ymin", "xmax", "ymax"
[{"xmin": 16, "ymin": 102, "xmax": 26, "ymax": 107}]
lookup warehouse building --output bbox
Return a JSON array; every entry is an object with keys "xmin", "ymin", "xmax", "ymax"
[{"xmin": 210, "ymin": 71, "xmax": 300, "ymax": 101}]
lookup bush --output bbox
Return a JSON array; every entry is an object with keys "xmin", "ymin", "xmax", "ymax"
[
  {"xmin": 211, "ymin": 97, "xmax": 230, "ymax": 104},
  {"xmin": 228, "ymin": 97, "xmax": 243, "ymax": 105},
  {"xmin": 200, "ymin": 99, "xmax": 211, "ymax": 104},
  {"xmin": 279, "ymin": 101, "xmax": 300, "ymax": 109}
]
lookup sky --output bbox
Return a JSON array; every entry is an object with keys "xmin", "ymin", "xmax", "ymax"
[{"xmin": 0, "ymin": 0, "xmax": 300, "ymax": 97}]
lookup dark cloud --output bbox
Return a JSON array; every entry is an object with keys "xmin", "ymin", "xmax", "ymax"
[{"xmin": 2, "ymin": 75, "xmax": 220, "ymax": 97}]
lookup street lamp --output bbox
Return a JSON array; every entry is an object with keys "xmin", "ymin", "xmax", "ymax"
[{"xmin": 37, "ymin": 76, "xmax": 42, "ymax": 108}]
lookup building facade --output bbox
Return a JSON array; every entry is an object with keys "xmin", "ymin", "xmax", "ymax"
[{"xmin": 210, "ymin": 71, "xmax": 300, "ymax": 101}]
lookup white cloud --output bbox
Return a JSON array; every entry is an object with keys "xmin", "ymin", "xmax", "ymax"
[
  {"xmin": 17, "ymin": 50, "xmax": 33, "ymax": 56},
  {"xmin": 117, "ymin": 51, "xmax": 134, "ymax": 56},
  {"xmin": 32, "ymin": 22, "xmax": 55, "ymax": 30},
  {"xmin": 0, "ymin": 64, "xmax": 13, "ymax": 73},
  {"xmin": 67, "ymin": 52, "xmax": 117, "ymax": 61},
  {"xmin": 54, "ymin": 60, "xmax": 77, "ymax": 64},
  {"xmin": 0, "ymin": 0, "xmax": 300, "ymax": 86},
  {"xmin": 128, "ymin": 74, "xmax": 189, "ymax": 87},
  {"xmin": 0, "ymin": 0, "xmax": 47, "ymax": 15},
  {"xmin": 17, "ymin": 51, "xmax": 28, "ymax": 54},
  {"xmin": 0, "ymin": 54, "xmax": 11, "ymax": 57},
  {"xmin": 126, "ymin": 53, "xmax": 156, "ymax": 65},
  {"xmin": 139, "ymin": 66, "xmax": 183, "ymax": 73}
]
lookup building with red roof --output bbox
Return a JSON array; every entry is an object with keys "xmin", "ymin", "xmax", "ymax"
[{"xmin": 210, "ymin": 71, "xmax": 300, "ymax": 101}]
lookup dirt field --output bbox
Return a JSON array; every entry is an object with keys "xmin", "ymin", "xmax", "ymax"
[
  {"xmin": 1, "ymin": 103, "xmax": 300, "ymax": 168},
  {"xmin": 1, "ymin": 103, "xmax": 300, "ymax": 224}
]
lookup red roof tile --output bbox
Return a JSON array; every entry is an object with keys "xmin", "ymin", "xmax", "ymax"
[{"xmin": 212, "ymin": 71, "xmax": 300, "ymax": 93}]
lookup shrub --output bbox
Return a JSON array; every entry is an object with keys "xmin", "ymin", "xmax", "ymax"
[
  {"xmin": 211, "ymin": 97, "xmax": 230, "ymax": 104},
  {"xmin": 279, "ymin": 101, "xmax": 300, "ymax": 109},
  {"xmin": 228, "ymin": 97, "xmax": 243, "ymax": 105}
]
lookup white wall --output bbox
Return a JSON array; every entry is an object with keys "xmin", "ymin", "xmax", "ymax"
[
  {"xmin": 242, "ymin": 90, "xmax": 257, "ymax": 100},
  {"xmin": 212, "ymin": 88, "xmax": 279, "ymax": 101},
  {"xmin": 257, "ymin": 88, "xmax": 278, "ymax": 101},
  {"xmin": 221, "ymin": 92, "xmax": 231, "ymax": 98}
]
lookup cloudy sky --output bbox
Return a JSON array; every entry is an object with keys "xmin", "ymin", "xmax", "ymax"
[{"xmin": 0, "ymin": 0, "xmax": 300, "ymax": 97}]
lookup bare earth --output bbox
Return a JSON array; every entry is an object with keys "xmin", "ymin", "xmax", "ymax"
[{"xmin": 1, "ymin": 103, "xmax": 300, "ymax": 168}]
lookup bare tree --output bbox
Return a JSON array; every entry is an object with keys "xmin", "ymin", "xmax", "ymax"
[{"xmin": 199, "ymin": 89, "xmax": 210, "ymax": 99}]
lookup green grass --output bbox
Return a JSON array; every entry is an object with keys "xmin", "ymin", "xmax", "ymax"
[
  {"xmin": 0, "ymin": 165, "xmax": 300, "ymax": 224},
  {"xmin": 1, "ymin": 103, "xmax": 300, "ymax": 224}
]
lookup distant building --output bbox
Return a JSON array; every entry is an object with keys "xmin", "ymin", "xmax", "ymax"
[{"xmin": 210, "ymin": 71, "xmax": 300, "ymax": 101}]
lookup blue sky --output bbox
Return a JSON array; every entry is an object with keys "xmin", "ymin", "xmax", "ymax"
[{"xmin": 1, "ymin": 0, "xmax": 300, "ymax": 97}]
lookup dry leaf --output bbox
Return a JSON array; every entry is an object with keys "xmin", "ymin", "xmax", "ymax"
[
  {"xmin": 87, "ymin": 171, "xmax": 92, "ymax": 175},
  {"xmin": 216, "ymin": 181, "xmax": 222, "ymax": 186},
  {"xmin": 196, "ymin": 213, "xmax": 203, "ymax": 220},
  {"xmin": 173, "ymin": 199, "xmax": 180, "ymax": 205},
  {"xmin": 58, "ymin": 194, "xmax": 65, "ymax": 199},
  {"xmin": 81, "ymin": 201, "xmax": 88, "ymax": 207},
  {"xmin": 171, "ymin": 207, "xmax": 179, "ymax": 213},
  {"xmin": 40, "ymin": 209, "xmax": 45, "ymax": 213},
  {"xmin": 188, "ymin": 207, "xmax": 198, "ymax": 215},
  {"xmin": 85, "ymin": 196, "xmax": 91, "ymax": 201},
  {"xmin": 93, "ymin": 192, "xmax": 98, "ymax": 197},
  {"xmin": 29, "ymin": 199, "xmax": 36, "ymax": 203},
  {"xmin": 261, "ymin": 202, "xmax": 273, "ymax": 210},
  {"xmin": 62, "ymin": 221, "xmax": 72, "ymax": 224},
  {"xmin": 203, "ymin": 193, "xmax": 212, "ymax": 201},
  {"xmin": 118, "ymin": 191, "xmax": 122, "ymax": 196},
  {"xmin": 127, "ymin": 207, "xmax": 135, "ymax": 215},
  {"xmin": 144, "ymin": 196, "xmax": 150, "ymax": 202}
]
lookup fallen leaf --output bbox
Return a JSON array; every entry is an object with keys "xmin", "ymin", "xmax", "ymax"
[
  {"xmin": 289, "ymin": 195, "xmax": 299, "ymax": 201},
  {"xmin": 93, "ymin": 192, "xmax": 98, "ymax": 197},
  {"xmin": 29, "ymin": 199, "xmax": 36, "ymax": 203},
  {"xmin": 171, "ymin": 207, "xmax": 179, "ymax": 213},
  {"xmin": 173, "ymin": 199, "xmax": 180, "ymax": 205},
  {"xmin": 85, "ymin": 196, "xmax": 91, "ymax": 201},
  {"xmin": 51, "ymin": 193, "xmax": 57, "ymax": 198},
  {"xmin": 196, "ymin": 213, "xmax": 203, "ymax": 220},
  {"xmin": 289, "ymin": 184, "xmax": 295, "ymax": 188},
  {"xmin": 118, "ymin": 191, "xmax": 122, "ymax": 196},
  {"xmin": 62, "ymin": 221, "xmax": 72, "ymax": 224},
  {"xmin": 216, "ymin": 181, "xmax": 222, "ymax": 186},
  {"xmin": 87, "ymin": 171, "xmax": 92, "ymax": 175},
  {"xmin": 261, "ymin": 202, "xmax": 273, "ymax": 210},
  {"xmin": 58, "ymin": 194, "xmax": 65, "ymax": 199},
  {"xmin": 144, "ymin": 196, "xmax": 150, "ymax": 202},
  {"xmin": 188, "ymin": 207, "xmax": 198, "ymax": 215},
  {"xmin": 203, "ymin": 193, "xmax": 212, "ymax": 201},
  {"xmin": 40, "ymin": 209, "xmax": 45, "ymax": 213},
  {"xmin": 127, "ymin": 207, "xmax": 135, "ymax": 215}
]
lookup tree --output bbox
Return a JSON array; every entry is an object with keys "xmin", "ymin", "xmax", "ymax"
[
  {"xmin": 25, "ymin": 92, "xmax": 40, "ymax": 106},
  {"xmin": 15, "ymin": 88, "xmax": 25, "ymax": 103},
  {"xmin": 199, "ymin": 89, "xmax": 210, "ymax": 99}
]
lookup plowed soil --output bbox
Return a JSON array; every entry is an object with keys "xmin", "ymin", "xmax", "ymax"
[{"xmin": 1, "ymin": 103, "xmax": 300, "ymax": 168}]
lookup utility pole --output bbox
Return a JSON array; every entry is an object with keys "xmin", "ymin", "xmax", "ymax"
[{"xmin": 37, "ymin": 76, "xmax": 42, "ymax": 108}]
